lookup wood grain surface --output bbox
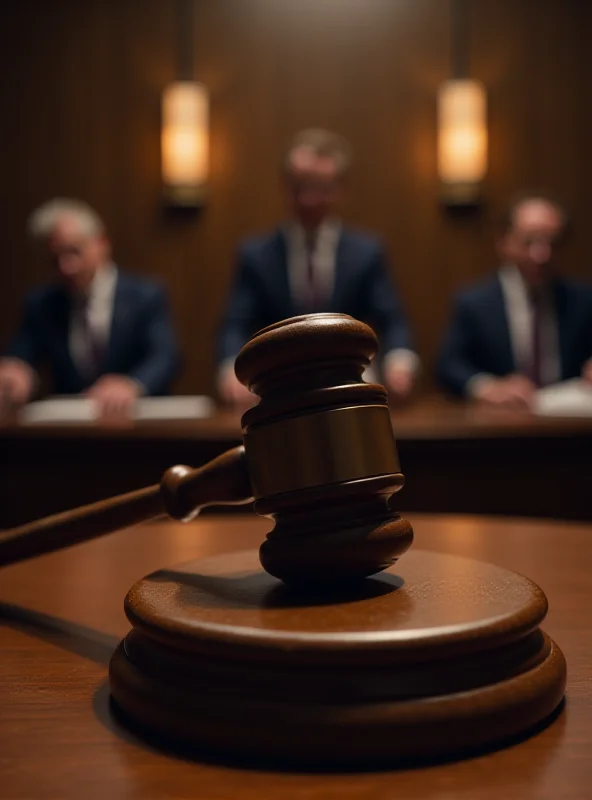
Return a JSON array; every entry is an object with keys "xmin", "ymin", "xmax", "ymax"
[{"xmin": 1, "ymin": 513, "xmax": 591, "ymax": 798}]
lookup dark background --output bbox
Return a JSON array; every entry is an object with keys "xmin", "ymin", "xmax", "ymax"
[{"xmin": 1, "ymin": 0, "xmax": 590, "ymax": 395}]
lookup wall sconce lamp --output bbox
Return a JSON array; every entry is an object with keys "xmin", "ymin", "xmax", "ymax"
[
  {"xmin": 161, "ymin": 0, "xmax": 208, "ymax": 209},
  {"xmin": 438, "ymin": 79, "xmax": 487, "ymax": 206},
  {"xmin": 161, "ymin": 80, "xmax": 209, "ymax": 207},
  {"xmin": 438, "ymin": 0, "xmax": 487, "ymax": 207}
]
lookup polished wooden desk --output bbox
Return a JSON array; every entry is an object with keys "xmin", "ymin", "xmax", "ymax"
[
  {"xmin": 1, "ymin": 396, "xmax": 592, "ymax": 526},
  {"xmin": 1, "ymin": 513, "xmax": 590, "ymax": 799}
]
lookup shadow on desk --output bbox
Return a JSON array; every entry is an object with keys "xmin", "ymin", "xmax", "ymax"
[{"xmin": 0, "ymin": 602, "xmax": 119, "ymax": 665}]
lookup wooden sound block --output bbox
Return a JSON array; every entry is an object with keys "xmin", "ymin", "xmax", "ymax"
[{"xmin": 109, "ymin": 548, "xmax": 566, "ymax": 765}]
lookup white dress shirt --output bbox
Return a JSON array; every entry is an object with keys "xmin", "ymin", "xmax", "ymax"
[
  {"xmin": 70, "ymin": 263, "xmax": 118, "ymax": 378},
  {"xmin": 284, "ymin": 219, "xmax": 341, "ymax": 311},
  {"xmin": 468, "ymin": 264, "xmax": 560, "ymax": 395}
]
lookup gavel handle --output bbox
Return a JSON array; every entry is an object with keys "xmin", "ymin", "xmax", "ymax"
[{"xmin": 0, "ymin": 446, "xmax": 253, "ymax": 568}]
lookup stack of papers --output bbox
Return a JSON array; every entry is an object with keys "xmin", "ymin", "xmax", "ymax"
[
  {"xmin": 533, "ymin": 379, "xmax": 592, "ymax": 418},
  {"xmin": 19, "ymin": 396, "xmax": 214, "ymax": 424}
]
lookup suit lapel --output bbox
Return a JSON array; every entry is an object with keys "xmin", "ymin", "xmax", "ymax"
[
  {"xmin": 553, "ymin": 280, "xmax": 570, "ymax": 379},
  {"xmin": 331, "ymin": 231, "xmax": 351, "ymax": 311},
  {"xmin": 52, "ymin": 286, "xmax": 72, "ymax": 349},
  {"xmin": 50, "ymin": 287, "xmax": 85, "ymax": 388},
  {"xmin": 268, "ymin": 230, "xmax": 296, "ymax": 317},
  {"xmin": 106, "ymin": 271, "xmax": 129, "ymax": 372},
  {"xmin": 491, "ymin": 276, "xmax": 516, "ymax": 372}
]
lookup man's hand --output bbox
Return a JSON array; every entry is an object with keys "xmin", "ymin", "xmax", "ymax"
[
  {"xmin": 86, "ymin": 374, "xmax": 141, "ymax": 418},
  {"xmin": 581, "ymin": 359, "xmax": 592, "ymax": 385},
  {"xmin": 0, "ymin": 358, "xmax": 35, "ymax": 406},
  {"xmin": 383, "ymin": 363, "xmax": 415, "ymax": 401},
  {"xmin": 217, "ymin": 366, "xmax": 257, "ymax": 409},
  {"xmin": 473, "ymin": 374, "xmax": 536, "ymax": 410}
]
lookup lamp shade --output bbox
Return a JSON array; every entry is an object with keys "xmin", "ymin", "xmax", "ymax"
[
  {"xmin": 161, "ymin": 81, "xmax": 209, "ymax": 206},
  {"xmin": 437, "ymin": 79, "xmax": 487, "ymax": 205}
]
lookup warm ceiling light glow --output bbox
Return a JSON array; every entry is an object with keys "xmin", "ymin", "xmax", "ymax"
[
  {"xmin": 162, "ymin": 81, "xmax": 209, "ymax": 206},
  {"xmin": 438, "ymin": 79, "xmax": 487, "ymax": 205}
]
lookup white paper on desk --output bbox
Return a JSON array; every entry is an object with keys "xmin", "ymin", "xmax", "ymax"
[
  {"xmin": 133, "ymin": 396, "xmax": 214, "ymax": 420},
  {"xmin": 19, "ymin": 397, "xmax": 98, "ymax": 423},
  {"xmin": 533, "ymin": 379, "xmax": 592, "ymax": 417},
  {"xmin": 19, "ymin": 395, "xmax": 215, "ymax": 424}
]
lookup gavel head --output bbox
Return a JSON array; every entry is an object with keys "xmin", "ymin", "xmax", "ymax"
[{"xmin": 234, "ymin": 313, "xmax": 413, "ymax": 585}]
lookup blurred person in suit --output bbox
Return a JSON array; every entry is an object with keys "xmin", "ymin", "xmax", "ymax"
[
  {"xmin": 436, "ymin": 193, "xmax": 592, "ymax": 408},
  {"xmin": 217, "ymin": 128, "xmax": 418, "ymax": 405},
  {"xmin": 0, "ymin": 198, "xmax": 180, "ymax": 416}
]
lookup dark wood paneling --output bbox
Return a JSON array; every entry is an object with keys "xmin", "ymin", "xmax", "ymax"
[{"xmin": 0, "ymin": 0, "xmax": 590, "ymax": 395}]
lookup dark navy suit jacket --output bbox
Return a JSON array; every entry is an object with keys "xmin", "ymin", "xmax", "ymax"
[
  {"xmin": 4, "ymin": 270, "xmax": 180, "ymax": 395},
  {"xmin": 217, "ymin": 227, "xmax": 413, "ymax": 362},
  {"xmin": 436, "ymin": 274, "xmax": 592, "ymax": 396}
]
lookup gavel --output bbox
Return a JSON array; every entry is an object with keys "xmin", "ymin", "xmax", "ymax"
[
  {"xmin": 1, "ymin": 313, "xmax": 567, "ymax": 764},
  {"xmin": 0, "ymin": 313, "xmax": 413, "ymax": 584}
]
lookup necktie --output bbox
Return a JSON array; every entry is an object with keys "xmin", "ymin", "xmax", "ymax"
[{"xmin": 77, "ymin": 296, "xmax": 105, "ymax": 380}]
